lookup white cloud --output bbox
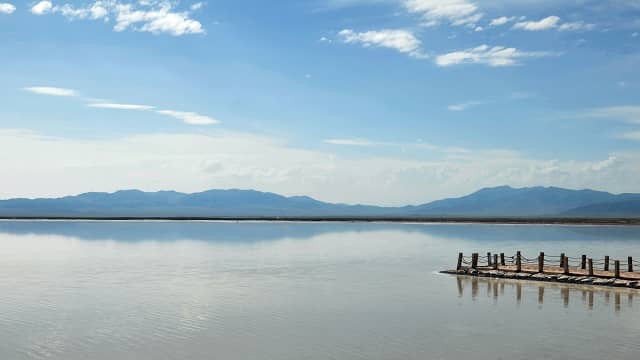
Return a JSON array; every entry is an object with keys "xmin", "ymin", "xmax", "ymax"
[
  {"xmin": 113, "ymin": 3, "xmax": 204, "ymax": 35},
  {"xmin": 403, "ymin": 0, "xmax": 483, "ymax": 27},
  {"xmin": 190, "ymin": 2, "xmax": 204, "ymax": 11},
  {"xmin": 1, "ymin": 129, "xmax": 639, "ymax": 206},
  {"xmin": 633, "ymin": 32, "xmax": 638, "ymax": 37},
  {"xmin": 31, "ymin": 1, "xmax": 52, "ymax": 15},
  {"xmin": 512, "ymin": 16, "xmax": 594, "ymax": 32},
  {"xmin": 448, "ymin": 101, "xmax": 484, "ymax": 111},
  {"xmin": 512, "ymin": 15, "xmax": 560, "ymax": 31},
  {"xmin": 23, "ymin": 86, "xmax": 78, "ymax": 97},
  {"xmin": 157, "ymin": 110, "xmax": 219, "ymax": 125},
  {"xmin": 30, "ymin": 1, "xmax": 204, "ymax": 36},
  {"xmin": 88, "ymin": 103, "xmax": 155, "ymax": 110},
  {"xmin": 324, "ymin": 138, "xmax": 382, "ymax": 146},
  {"xmin": 489, "ymin": 16, "xmax": 515, "ymax": 26},
  {"xmin": 435, "ymin": 44, "xmax": 554, "ymax": 67},
  {"xmin": 619, "ymin": 132, "xmax": 640, "ymax": 141},
  {"xmin": 558, "ymin": 21, "xmax": 595, "ymax": 32},
  {"xmin": 587, "ymin": 106, "xmax": 640, "ymax": 124},
  {"xmin": 0, "ymin": 3, "xmax": 15, "ymax": 14},
  {"xmin": 55, "ymin": 2, "xmax": 109, "ymax": 20},
  {"xmin": 338, "ymin": 29, "xmax": 427, "ymax": 58},
  {"xmin": 23, "ymin": 86, "xmax": 215, "ymax": 125}
]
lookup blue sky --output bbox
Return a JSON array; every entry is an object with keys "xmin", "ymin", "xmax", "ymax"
[{"xmin": 0, "ymin": 0, "xmax": 639, "ymax": 205}]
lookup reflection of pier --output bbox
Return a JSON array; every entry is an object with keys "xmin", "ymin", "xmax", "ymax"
[
  {"xmin": 443, "ymin": 251, "xmax": 640, "ymax": 290},
  {"xmin": 456, "ymin": 276, "xmax": 635, "ymax": 312}
]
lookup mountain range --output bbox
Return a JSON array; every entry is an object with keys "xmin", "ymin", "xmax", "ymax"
[{"xmin": 0, "ymin": 186, "xmax": 639, "ymax": 218}]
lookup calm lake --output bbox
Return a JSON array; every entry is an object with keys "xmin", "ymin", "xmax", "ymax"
[{"xmin": 1, "ymin": 221, "xmax": 640, "ymax": 359}]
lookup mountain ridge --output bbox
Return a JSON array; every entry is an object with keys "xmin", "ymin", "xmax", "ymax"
[{"xmin": 1, "ymin": 186, "xmax": 639, "ymax": 218}]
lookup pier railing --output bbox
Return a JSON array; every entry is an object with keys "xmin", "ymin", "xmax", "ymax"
[{"xmin": 457, "ymin": 251, "xmax": 640, "ymax": 279}]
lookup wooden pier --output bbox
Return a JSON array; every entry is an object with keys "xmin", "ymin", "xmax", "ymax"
[{"xmin": 442, "ymin": 252, "xmax": 640, "ymax": 289}]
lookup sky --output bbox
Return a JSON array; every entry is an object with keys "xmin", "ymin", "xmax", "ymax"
[{"xmin": 0, "ymin": 0, "xmax": 639, "ymax": 205}]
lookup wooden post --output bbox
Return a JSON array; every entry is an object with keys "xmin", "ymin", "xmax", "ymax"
[
  {"xmin": 500, "ymin": 253, "xmax": 505, "ymax": 266},
  {"xmin": 457, "ymin": 252, "xmax": 463, "ymax": 271},
  {"xmin": 604, "ymin": 256, "xmax": 609, "ymax": 271},
  {"xmin": 588, "ymin": 258, "xmax": 593, "ymax": 276},
  {"xmin": 628, "ymin": 257, "xmax": 633, "ymax": 273},
  {"xmin": 560, "ymin": 253, "xmax": 565, "ymax": 267},
  {"xmin": 516, "ymin": 251, "xmax": 522, "ymax": 272},
  {"xmin": 471, "ymin": 253, "xmax": 478, "ymax": 269},
  {"xmin": 538, "ymin": 252, "xmax": 544, "ymax": 273},
  {"xmin": 493, "ymin": 254, "xmax": 498, "ymax": 270},
  {"xmin": 564, "ymin": 256, "xmax": 570, "ymax": 275},
  {"xmin": 615, "ymin": 260, "xmax": 620, "ymax": 278},
  {"xmin": 581, "ymin": 255, "xmax": 587, "ymax": 270},
  {"xmin": 487, "ymin": 252, "xmax": 492, "ymax": 267}
]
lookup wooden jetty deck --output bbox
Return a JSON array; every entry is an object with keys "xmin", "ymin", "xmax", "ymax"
[{"xmin": 442, "ymin": 252, "xmax": 640, "ymax": 289}]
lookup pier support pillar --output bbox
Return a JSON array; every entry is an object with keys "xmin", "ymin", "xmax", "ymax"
[
  {"xmin": 581, "ymin": 255, "xmax": 587, "ymax": 270},
  {"xmin": 615, "ymin": 260, "xmax": 621, "ymax": 278},
  {"xmin": 456, "ymin": 253, "xmax": 463, "ymax": 271},
  {"xmin": 471, "ymin": 253, "xmax": 478, "ymax": 269},
  {"xmin": 516, "ymin": 251, "xmax": 522, "ymax": 273},
  {"xmin": 493, "ymin": 254, "xmax": 498, "ymax": 270},
  {"xmin": 588, "ymin": 258, "xmax": 594, "ymax": 276},
  {"xmin": 500, "ymin": 253, "xmax": 505, "ymax": 266},
  {"xmin": 628, "ymin": 257, "xmax": 634, "ymax": 273},
  {"xmin": 538, "ymin": 252, "xmax": 544, "ymax": 273},
  {"xmin": 560, "ymin": 253, "xmax": 565, "ymax": 267},
  {"xmin": 563, "ymin": 257, "xmax": 570, "ymax": 275},
  {"xmin": 604, "ymin": 256, "xmax": 609, "ymax": 272},
  {"xmin": 487, "ymin": 252, "xmax": 492, "ymax": 267}
]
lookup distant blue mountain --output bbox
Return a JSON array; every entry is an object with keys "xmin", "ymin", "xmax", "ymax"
[
  {"xmin": 407, "ymin": 186, "xmax": 639, "ymax": 217},
  {"xmin": 0, "ymin": 186, "xmax": 639, "ymax": 218}
]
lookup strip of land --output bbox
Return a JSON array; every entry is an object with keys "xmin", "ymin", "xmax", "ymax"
[{"xmin": 0, "ymin": 216, "xmax": 639, "ymax": 225}]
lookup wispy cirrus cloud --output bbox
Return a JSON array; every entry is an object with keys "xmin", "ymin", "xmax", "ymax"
[
  {"xmin": 338, "ymin": 29, "xmax": 428, "ymax": 58},
  {"xmin": 435, "ymin": 44, "xmax": 555, "ymax": 67},
  {"xmin": 403, "ymin": 0, "xmax": 482, "ymax": 28},
  {"xmin": 23, "ymin": 86, "xmax": 218, "ymax": 125},
  {"xmin": 324, "ymin": 138, "xmax": 384, "ymax": 146},
  {"xmin": 447, "ymin": 101, "xmax": 485, "ymax": 111},
  {"xmin": 0, "ymin": 2, "xmax": 15, "ymax": 14},
  {"xmin": 618, "ymin": 131, "xmax": 640, "ymax": 141},
  {"xmin": 24, "ymin": 86, "xmax": 79, "ymax": 97},
  {"xmin": 513, "ymin": 15, "xmax": 595, "ymax": 32},
  {"xmin": 586, "ymin": 106, "xmax": 640, "ymax": 124},
  {"xmin": 88, "ymin": 103, "xmax": 155, "ymax": 110},
  {"xmin": 156, "ymin": 110, "xmax": 219, "ymax": 125},
  {"xmin": 30, "ymin": 1, "xmax": 205, "ymax": 36}
]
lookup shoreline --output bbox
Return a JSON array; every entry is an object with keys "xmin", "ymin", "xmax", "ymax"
[{"xmin": 0, "ymin": 216, "xmax": 639, "ymax": 225}]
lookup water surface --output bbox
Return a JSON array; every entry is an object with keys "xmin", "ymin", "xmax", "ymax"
[{"xmin": 1, "ymin": 221, "xmax": 640, "ymax": 359}]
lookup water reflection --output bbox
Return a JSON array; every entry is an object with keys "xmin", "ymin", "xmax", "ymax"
[{"xmin": 455, "ymin": 276, "xmax": 637, "ymax": 313}]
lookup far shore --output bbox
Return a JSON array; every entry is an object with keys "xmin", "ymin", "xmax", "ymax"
[{"xmin": 0, "ymin": 217, "xmax": 639, "ymax": 225}]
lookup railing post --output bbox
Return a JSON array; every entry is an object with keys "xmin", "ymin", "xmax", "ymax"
[
  {"xmin": 487, "ymin": 252, "xmax": 492, "ymax": 267},
  {"xmin": 500, "ymin": 253, "xmax": 505, "ymax": 266},
  {"xmin": 493, "ymin": 254, "xmax": 498, "ymax": 270},
  {"xmin": 538, "ymin": 252, "xmax": 544, "ymax": 273},
  {"xmin": 629, "ymin": 256, "xmax": 633, "ymax": 273},
  {"xmin": 560, "ymin": 253, "xmax": 565, "ymax": 267},
  {"xmin": 564, "ymin": 256, "xmax": 570, "ymax": 275},
  {"xmin": 581, "ymin": 255, "xmax": 587, "ymax": 270},
  {"xmin": 588, "ymin": 258, "xmax": 593, "ymax": 276},
  {"xmin": 615, "ymin": 260, "xmax": 620, "ymax": 278},
  {"xmin": 457, "ymin": 252, "xmax": 463, "ymax": 271},
  {"xmin": 604, "ymin": 256, "xmax": 609, "ymax": 272},
  {"xmin": 471, "ymin": 253, "xmax": 478, "ymax": 269},
  {"xmin": 516, "ymin": 251, "xmax": 522, "ymax": 272}
]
